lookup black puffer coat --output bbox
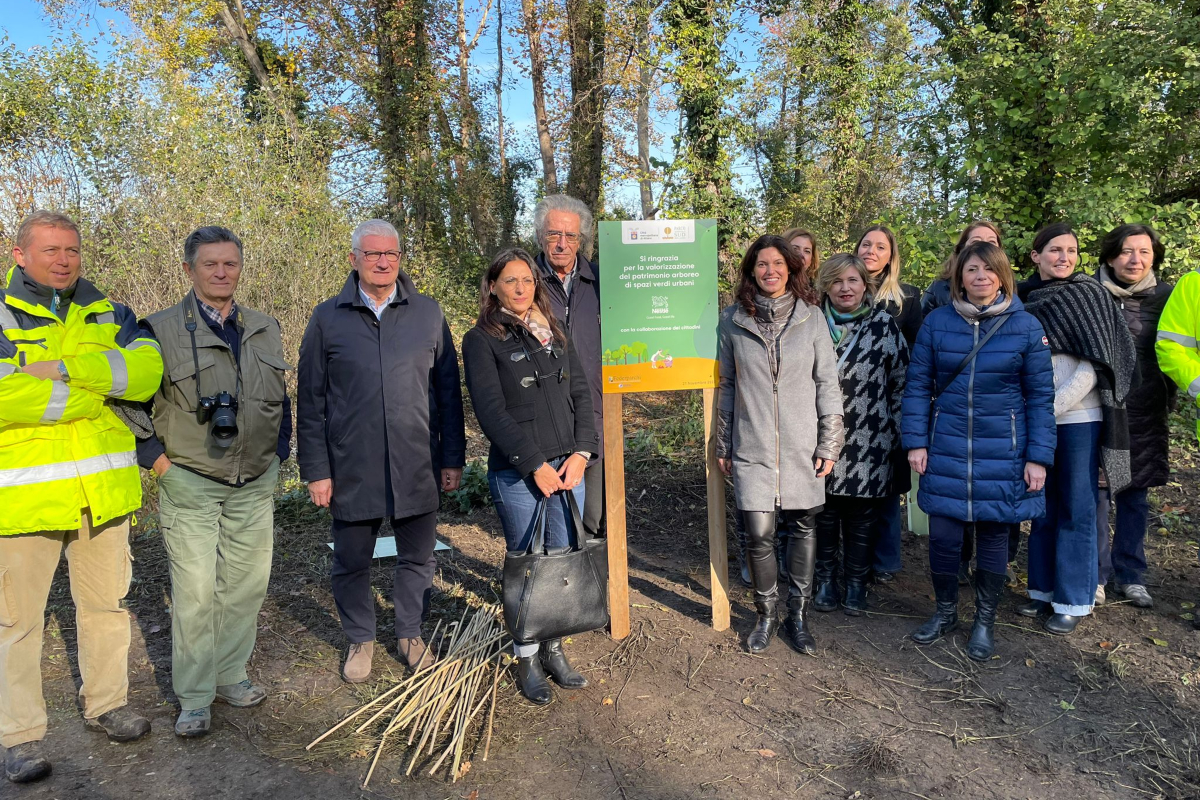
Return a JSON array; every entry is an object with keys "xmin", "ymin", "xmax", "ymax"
[{"xmin": 1101, "ymin": 278, "xmax": 1176, "ymax": 489}]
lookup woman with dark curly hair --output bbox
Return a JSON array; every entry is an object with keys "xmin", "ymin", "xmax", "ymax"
[{"xmin": 716, "ymin": 235, "xmax": 844, "ymax": 656}]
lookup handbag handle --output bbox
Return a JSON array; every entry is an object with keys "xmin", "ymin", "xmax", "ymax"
[{"xmin": 525, "ymin": 487, "xmax": 589, "ymax": 555}]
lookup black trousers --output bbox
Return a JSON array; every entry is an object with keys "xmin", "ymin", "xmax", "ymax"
[
  {"xmin": 742, "ymin": 507, "xmax": 818, "ymax": 609},
  {"xmin": 583, "ymin": 457, "xmax": 606, "ymax": 538},
  {"xmin": 330, "ymin": 510, "xmax": 438, "ymax": 642},
  {"xmin": 961, "ymin": 523, "xmax": 1022, "ymax": 565},
  {"xmin": 815, "ymin": 496, "xmax": 881, "ymax": 583}
]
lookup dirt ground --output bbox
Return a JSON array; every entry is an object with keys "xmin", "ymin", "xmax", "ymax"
[{"xmin": 17, "ymin": 393, "xmax": 1200, "ymax": 799}]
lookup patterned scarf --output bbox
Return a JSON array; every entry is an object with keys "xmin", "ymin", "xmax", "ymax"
[
  {"xmin": 1024, "ymin": 272, "xmax": 1138, "ymax": 493},
  {"xmin": 1097, "ymin": 263, "xmax": 1157, "ymax": 299},
  {"xmin": 822, "ymin": 296, "xmax": 872, "ymax": 344},
  {"xmin": 502, "ymin": 306, "xmax": 555, "ymax": 346},
  {"xmin": 951, "ymin": 292, "xmax": 1012, "ymax": 323}
]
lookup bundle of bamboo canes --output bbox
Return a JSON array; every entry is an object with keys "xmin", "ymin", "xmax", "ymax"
[{"xmin": 307, "ymin": 604, "xmax": 510, "ymax": 787}]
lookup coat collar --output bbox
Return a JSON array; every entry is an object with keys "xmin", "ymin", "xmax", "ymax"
[
  {"xmin": 334, "ymin": 269, "xmax": 417, "ymax": 309},
  {"xmin": 4, "ymin": 265, "xmax": 107, "ymax": 319},
  {"xmin": 731, "ymin": 297, "xmax": 812, "ymax": 337},
  {"xmin": 535, "ymin": 251, "xmax": 596, "ymax": 284}
]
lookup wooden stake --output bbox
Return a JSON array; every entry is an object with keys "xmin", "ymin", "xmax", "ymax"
[
  {"xmin": 703, "ymin": 386, "xmax": 730, "ymax": 632},
  {"xmin": 481, "ymin": 655, "xmax": 503, "ymax": 761},
  {"xmin": 603, "ymin": 392, "xmax": 630, "ymax": 640}
]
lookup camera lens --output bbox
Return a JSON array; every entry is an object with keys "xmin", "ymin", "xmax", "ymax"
[{"xmin": 209, "ymin": 392, "xmax": 238, "ymax": 448}]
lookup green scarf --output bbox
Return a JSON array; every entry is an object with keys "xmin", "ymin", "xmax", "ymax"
[{"xmin": 823, "ymin": 297, "xmax": 872, "ymax": 344}]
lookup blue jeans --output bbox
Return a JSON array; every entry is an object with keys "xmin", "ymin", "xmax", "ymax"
[
  {"xmin": 872, "ymin": 494, "xmax": 903, "ymax": 574},
  {"xmin": 1097, "ymin": 487, "xmax": 1149, "ymax": 587},
  {"xmin": 1028, "ymin": 422, "xmax": 1100, "ymax": 616},
  {"xmin": 488, "ymin": 459, "xmax": 586, "ymax": 657}
]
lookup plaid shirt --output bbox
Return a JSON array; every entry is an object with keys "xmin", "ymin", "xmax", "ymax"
[{"xmin": 197, "ymin": 298, "xmax": 238, "ymax": 327}]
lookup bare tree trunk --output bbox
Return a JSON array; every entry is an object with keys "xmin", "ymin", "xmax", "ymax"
[
  {"xmin": 496, "ymin": 0, "xmax": 506, "ymax": 183},
  {"xmin": 217, "ymin": 0, "xmax": 301, "ymax": 141},
  {"xmin": 521, "ymin": 0, "xmax": 559, "ymax": 193},
  {"xmin": 565, "ymin": 0, "xmax": 606, "ymax": 209},
  {"xmin": 635, "ymin": 2, "xmax": 654, "ymax": 219}
]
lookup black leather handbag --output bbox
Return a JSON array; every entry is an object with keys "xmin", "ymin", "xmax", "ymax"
[{"xmin": 502, "ymin": 490, "xmax": 609, "ymax": 644}]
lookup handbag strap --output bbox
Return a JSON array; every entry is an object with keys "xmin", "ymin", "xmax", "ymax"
[
  {"xmin": 933, "ymin": 313, "xmax": 1013, "ymax": 402},
  {"xmin": 565, "ymin": 488, "xmax": 587, "ymax": 549},
  {"xmin": 836, "ymin": 321, "xmax": 868, "ymax": 371},
  {"xmin": 526, "ymin": 495, "xmax": 550, "ymax": 555}
]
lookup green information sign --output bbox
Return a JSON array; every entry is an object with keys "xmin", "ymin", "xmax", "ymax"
[{"xmin": 597, "ymin": 219, "xmax": 720, "ymax": 394}]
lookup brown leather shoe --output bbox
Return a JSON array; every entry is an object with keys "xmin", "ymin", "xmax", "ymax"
[
  {"xmin": 84, "ymin": 705, "xmax": 151, "ymax": 742},
  {"xmin": 397, "ymin": 637, "xmax": 436, "ymax": 671},
  {"xmin": 343, "ymin": 641, "xmax": 374, "ymax": 683}
]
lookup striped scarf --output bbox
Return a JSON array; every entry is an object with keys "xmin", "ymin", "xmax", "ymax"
[{"xmin": 1024, "ymin": 272, "xmax": 1138, "ymax": 493}]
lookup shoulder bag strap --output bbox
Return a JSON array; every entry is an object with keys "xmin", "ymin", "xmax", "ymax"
[
  {"xmin": 836, "ymin": 322, "xmax": 868, "ymax": 371},
  {"xmin": 933, "ymin": 313, "xmax": 1013, "ymax": 402}
]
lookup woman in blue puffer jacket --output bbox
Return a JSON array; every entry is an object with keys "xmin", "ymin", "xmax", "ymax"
[{"xmin": 902, "ymin": 242, "xmax": 1056, "ymax": 661}]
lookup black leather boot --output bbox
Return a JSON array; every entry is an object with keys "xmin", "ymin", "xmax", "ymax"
[
  {"xmin": 540, "ymin": 638, "xmax": 588, "ymax": 688},
  {"xmin": 842, "ymin": 580, "xmax": 868, "ymax": 616},
  {"xmin": 735, "ymin": 514, "xmax": 752, "ymax": 587},
  {"xmin": 747, "ymin": 597, "xmax": 778, "ymax": 653},
  {"xmin": 812, "ymin": 506, "xmax": 840, "ymax": 612},
  {"xmin": 516, "ymin": 653, "xmax": 552, "ymax": 705},
  {"xmin": 1016, "ymin": 598, "xmax": 1052, "ymax": 618},
  {"xmin": 783, "ymin": 598, "xmax": 817, "ymax": 654},
  {"xmin": 812, "ymin": 578, "xmax": 839, "ymax": 612},
  {"xmin": 1045, "ymin": 613, "xmax": 1081, "ymax": 635},
  {"xmin": 967, "ymin": 569, "xmax": 1005, "ymax": 661},
  {"xmin": 912, "ymin": 572, "xmax": 959, "ymax": 644}
]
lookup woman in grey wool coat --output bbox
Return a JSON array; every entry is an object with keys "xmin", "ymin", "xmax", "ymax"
[{"xmin": 716, "ymin": 234, "xmax": 845, "ymax": 656}]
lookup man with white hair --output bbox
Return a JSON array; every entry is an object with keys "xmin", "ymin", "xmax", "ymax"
[
  {"xmin": 297, "ymin": 219, "xmax": 465, "ymax": 683},
  {"xmin": 532, "ymin": 195, "xmax": 605, "ymax": 538}
]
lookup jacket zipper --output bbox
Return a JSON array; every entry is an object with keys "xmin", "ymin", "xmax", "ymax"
[
  {"xmin": 966, "ymin": 320, "xmax": 979, "ymax": 522},
  {"xmin": 1010, "ymin": 410, "xmax": 1017, "ymax": 451},
  {"xmin": 773, "ymin": 380, "xmax": 781, "ymax": 506},
  {"xmin": 930, "ymin": 408, "xmax": 940, "ymax": 446}
]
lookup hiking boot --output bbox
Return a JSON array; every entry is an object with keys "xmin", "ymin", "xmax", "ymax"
[
  {"xmin": 215, "ymin": 679, "xmax": 267, "ymax": 707},
  {"xmin": 540, "ymin": 638, "xmax": 588, "ymax": 688},
  {"xmin": 343, "ymin": 641, "xmax": 374, "ymax": 684},
  {"xmin": 4, "ymin": 742, "xmax": 50, "ymax": 784},
  {"xmin": 398, "ymin": 637, "xmax": 436, "ymax": 671},
  {"xmin": 83, "ymin": 705, "xmax": 151, "ymax": 742},
  {"xmin": 912, "ymin": 572, "xmax": 959, "ymax": 644},
  {"xmin": 174, "ymin": 707, "xmax": 211, "ymax": 738},
  {"xmin": 1117, "ymin": 583, "xmax": 1153, "ymax": 608}
]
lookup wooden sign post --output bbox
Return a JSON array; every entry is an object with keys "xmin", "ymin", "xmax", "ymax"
[{"xmin": 597, "ymin": 219, "xmax": 728, "ymax": 640}]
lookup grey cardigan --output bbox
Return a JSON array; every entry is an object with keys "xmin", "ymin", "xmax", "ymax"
[{"xmin": 716, "ymin": 298, "xmax": 845, "ymax": 512}]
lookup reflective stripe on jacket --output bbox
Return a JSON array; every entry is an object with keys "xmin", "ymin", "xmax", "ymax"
[
  {"xmin": 1155, "ymin": 269, "xmax": 1200, "ymax": 439},
  {"xmin": 0, "ymin": 267, "xmax": 163, "ymax": 534}
]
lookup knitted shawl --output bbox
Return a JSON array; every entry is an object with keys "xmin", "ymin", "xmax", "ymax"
[{"xmin": 1023, "ymin": 272, "xmax": 1137, "ymax": 493}]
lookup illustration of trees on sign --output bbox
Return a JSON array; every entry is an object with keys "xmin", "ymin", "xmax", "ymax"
[
  {"xmin": 630, "ymin": 341, "xmax": 648, "ymax": 363},
  {"xmin": 603, "ymin": 348, "xmax": 614, "ymax": 365},
  {"xmin": 616, "ymin": 344, "xmax": 631, "ymax": 364}
]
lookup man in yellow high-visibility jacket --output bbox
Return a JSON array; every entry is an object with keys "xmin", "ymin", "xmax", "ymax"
[
  {"xmin": 0, "ymin": 211, "xmax": 163, "ymax": 784},
  {"xmin": 1157, "ymin": 269, "xmax": 1200, "ymax": 437}
]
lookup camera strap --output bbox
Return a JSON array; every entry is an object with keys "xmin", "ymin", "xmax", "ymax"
[{"xmin": 184, "ymin": 293, "xmax": 242, "ymax": 406}]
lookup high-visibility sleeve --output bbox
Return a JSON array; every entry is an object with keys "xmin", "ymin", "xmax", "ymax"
[
  {"xmin": 0, "ymin": 367, "xmax": 105, "ymax": 425},
  {"xmin": 63, "ymin": 338, "xmax": 162, "ymax": 401},
  {"xmin": 1156, "ymin": 271, "xmax": 1200, "ymax": 401}
]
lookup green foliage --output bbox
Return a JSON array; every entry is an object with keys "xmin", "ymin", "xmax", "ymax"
[{"xmin": 444, "ymin": 459, "xmax": 492, "ymax": 514}]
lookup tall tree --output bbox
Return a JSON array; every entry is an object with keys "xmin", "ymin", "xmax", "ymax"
[
  {"xmin": 521, "ymin": 0, "xmax": 560, "ymax": 192},
  {"xmin": 564, "ymin": 0, "xmax": 606, "ymax": 208}
]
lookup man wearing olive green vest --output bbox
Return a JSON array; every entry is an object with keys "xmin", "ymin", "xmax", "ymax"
[{"xmin": 138, "ymin": 226, "xmax": 292, "ymax": 738}]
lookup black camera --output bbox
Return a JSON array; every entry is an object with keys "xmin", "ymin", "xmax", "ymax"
[{"xmin": 198, "ymin": 391, "xmax": 239, "ymax": 448}]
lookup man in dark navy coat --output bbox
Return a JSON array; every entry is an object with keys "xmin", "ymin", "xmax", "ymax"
[
  {"xmin": 532, "ymin": 195, "xmax": 605, "ymax": 538},
  {"xmin": 297, "ymin": 219, "xmax": 465, "ymax": 683}
]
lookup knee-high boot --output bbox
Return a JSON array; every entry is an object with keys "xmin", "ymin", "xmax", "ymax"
[
  {"xmin": 967, "ymin": 570, "xmax": 1005, "ymax": 661},
  {"xmin": 912, "ymin": 572, "xmax": 959, "ymax": 644},
  {"xmin": 743, "ymin": 511, "xmax": 780, "ymax": 653},
  {"xmin": 782, "ymin": 510, "xmax": 818, "ymax": 655}
]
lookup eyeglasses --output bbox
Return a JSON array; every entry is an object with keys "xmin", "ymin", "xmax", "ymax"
[
  {"xmin": 354, "ymin": 248, "xmax": 401, "ymax": 264},
  {"xmin": 544, "ymin": 230, "xmax": 580, "ymax": 244},
  {"xmin": 499, "ymin": 277, "xmax": 536, "ymax": 289}
]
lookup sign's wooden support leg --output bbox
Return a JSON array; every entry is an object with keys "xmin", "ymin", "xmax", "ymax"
[
  {"xmin": 703, "ymin": 387, "xmax": 730, "ymax": 632},
  {"xmin": 603, "ymin": 393, "xmax": 630, "ymax": 640}
]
